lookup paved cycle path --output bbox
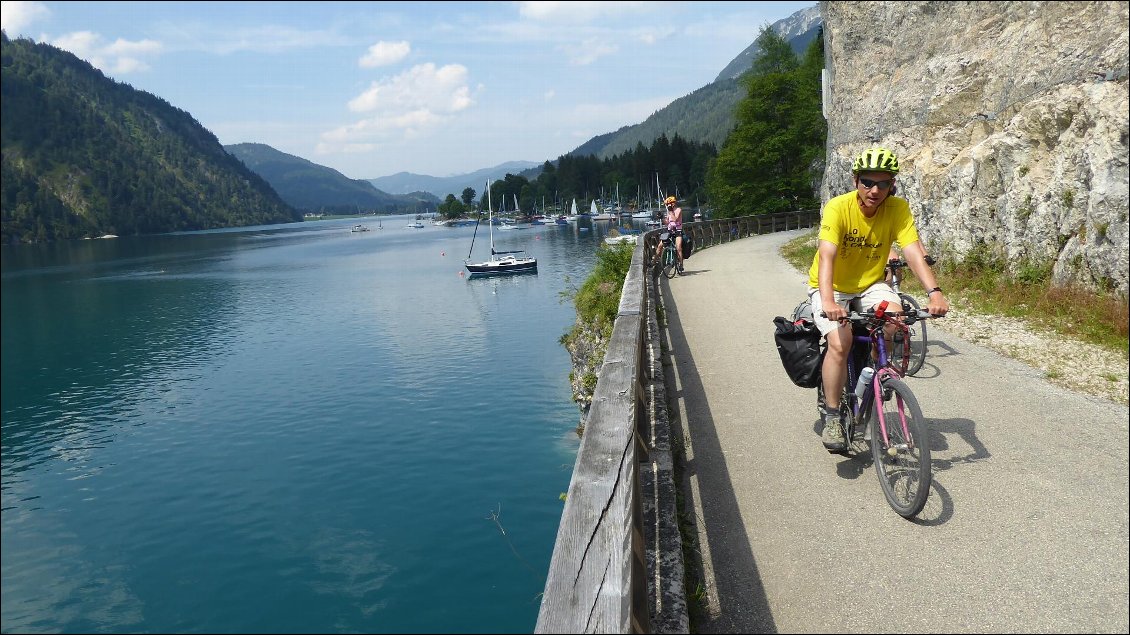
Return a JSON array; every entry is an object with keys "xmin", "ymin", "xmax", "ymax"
[{"xmin": 660, "ymin": 229, "xmax": 1129, "ymax": 633}]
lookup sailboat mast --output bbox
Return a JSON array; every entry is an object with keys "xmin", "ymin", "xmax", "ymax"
[{"xmin": 487, "ymin": 180, "xmax": 495, "ymax": 255}]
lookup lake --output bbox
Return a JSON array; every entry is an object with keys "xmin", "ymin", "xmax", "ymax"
[{"xmin": 0, "ymin": 215, "xmax": 642, "ymax": 633}]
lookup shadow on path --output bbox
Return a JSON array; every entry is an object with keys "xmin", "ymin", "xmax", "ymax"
[{"xmin": 659, "ymin": 281, "xmax": 779, "ymax": 634}]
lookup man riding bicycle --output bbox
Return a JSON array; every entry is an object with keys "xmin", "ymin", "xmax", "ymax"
[
  {"xmin": 809, "ymin": 147, "xmax": 949, "ymax": 452},
  {"xmin": 653, "ymin": 196, "xmax": 684, "ymax": 273}
]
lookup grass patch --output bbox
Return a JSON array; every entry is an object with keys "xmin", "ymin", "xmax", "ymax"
[{"xmin": 779, "ymin": 229, "xmax": 1129, "ymax": 353}]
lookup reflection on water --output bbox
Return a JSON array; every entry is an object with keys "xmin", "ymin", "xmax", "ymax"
[{"xmin": 1, "ymin": 217, "xmax": 618, "ymax": 633}]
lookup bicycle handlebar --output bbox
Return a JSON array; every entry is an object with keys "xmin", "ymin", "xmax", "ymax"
[{"xmin": 819, "ymin": 308, "xmax": 945, "ymax": 325}]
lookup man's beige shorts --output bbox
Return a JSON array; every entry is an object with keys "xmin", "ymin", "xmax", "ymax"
[{"xmin": 809, "ymin": 282, "xmax": 902, "ymax": 336}]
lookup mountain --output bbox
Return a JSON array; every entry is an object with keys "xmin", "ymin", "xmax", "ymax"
[
  {"xmin": 567, "ymin": 4, "xmax": 822, "ymax": 161},
  {"xmin": 714, "ymin": 5, "xmax": 823, "ymax": 82},
  {"xmin": 577, "ymin": 79, "xmax": 749, "ymax": 160},
  {"xmin": 0, "ymin": 33, "xmax": 299, "ymax": 244},
  {"xmin": 224, "ymin": 143, "xmax": 437, "ymax": 213},
  {"xmin": 368, "ymin": 160, "xmax": 541, "ymax": 199}
]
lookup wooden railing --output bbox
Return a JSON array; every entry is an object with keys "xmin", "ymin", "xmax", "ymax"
[
  {"xmin": 535, "ymin": 210, "xmax": 818, "ymax": 633},
  {"xmin": 642, "ymin": 209, "xmax": 821, "ymax": 258}
]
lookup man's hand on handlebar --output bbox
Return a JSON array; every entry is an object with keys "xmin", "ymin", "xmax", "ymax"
[{"xmin": 820, "ymin": 303, "xmax": 848, "ymax": 323}]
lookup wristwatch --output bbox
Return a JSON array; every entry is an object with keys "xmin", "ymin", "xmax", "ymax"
[{"xmin": 927, "ymin": 287, "xmax": 943, "ymax": 297}]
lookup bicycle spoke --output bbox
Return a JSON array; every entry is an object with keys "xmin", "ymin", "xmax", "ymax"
[{"xmin": 870, "ymin": 378, "xmax": 931, "ymax": 517}]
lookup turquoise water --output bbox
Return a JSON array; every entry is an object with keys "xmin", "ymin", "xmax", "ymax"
[{"xmin": 1, "ymin": 216, "xmax": 635, "ymax": 633}]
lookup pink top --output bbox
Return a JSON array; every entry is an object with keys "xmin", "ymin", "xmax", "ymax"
[{"xmin": 666, "ymin": 207, "xmax": 683, "ymax": 230}]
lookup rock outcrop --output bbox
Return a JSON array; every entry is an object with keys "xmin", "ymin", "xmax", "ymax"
[{"xmin": 820, "ymin": 1, "xmax": 1129, "ymax": 295}]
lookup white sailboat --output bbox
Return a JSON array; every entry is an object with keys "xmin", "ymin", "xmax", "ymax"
[
  {"xmin": 464, "ymin": 181, "xmax": 537, "ymax": 276},
  {"xmin": 631, "ymin": 183, "xmax": 652, "ymax": 219},
  {"xmin": 497, "ymin": 194, "xmax": 522, "ymax": 230},
  {"xmin": 566, "ymin": 198, "xmax": 581, "ymax": 222},
  {"xmin": 592, "ymin": 198, "xmax": 617, "ymax": 221}
]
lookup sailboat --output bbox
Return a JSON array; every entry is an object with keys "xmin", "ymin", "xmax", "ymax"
[
  {"xmin": 631, "ymin": 183, "xmax": 653, "ymax": 219},
  {"xmin": 497, "ymin": 194, "xmax": 521, "ymax": 230},
  {"xmin": 592, "ymin": 198, "xmax": 617, "ymax": 221},
  {"xmin": 578, "ymin": 199, "xmax": 592, "ymax": 219},
  {"xmin": 464, "ymin": 181, "xmax": 537, "ymax": 276},
  {"xmin": 565, "ymin": 198, "xmax": 581, "ymax": 222}
]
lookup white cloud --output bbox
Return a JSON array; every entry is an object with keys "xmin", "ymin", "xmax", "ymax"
[
  {"xmin": 0, "ymin": 0, "xmax": 50, "ymax": 35},
  {"xmin": 347, "ymin": 63, "xmax": 472, "ymax": 115},
  {"xmin": 49, "ymin": 31, "xmax": 162, "ymax": 74},
  {"xmin": 359, "ymin": 40, "xmax": 410, "ymax": 68},
  {"xmin": 565, "ymin": 37, "xmax": 618, "ymax": 66},
  {"xmin": 321, "ymin": 63, "xmax": 473, "ymax": 153}
]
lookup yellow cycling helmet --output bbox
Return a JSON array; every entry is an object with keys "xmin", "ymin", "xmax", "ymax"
[
  {"xmin": 664, "ymin": 196, "xmax": 677, "ymax": 205},
  {"xmin": 852, "ymin": 147, "xmax": 900, "ymax": 175}
]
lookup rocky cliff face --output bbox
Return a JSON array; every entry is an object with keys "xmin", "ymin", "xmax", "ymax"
[{"xmin": 820, "ymin": 1, "xmax": 1129, "ymax": 295}]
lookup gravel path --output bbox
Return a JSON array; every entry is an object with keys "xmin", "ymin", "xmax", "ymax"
[{"xmin": 932, "ymin": 297, "xmax": 1129, "ymax": 405}]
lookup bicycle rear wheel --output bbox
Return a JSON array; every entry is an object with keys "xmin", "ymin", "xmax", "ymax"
[
  {"xmin": 897, "ymin": 293, "xmax": 928, "ymax": 376},
  {"xmin": 869, "ymin": 377, "xmax": 931, "ymax": 517}
]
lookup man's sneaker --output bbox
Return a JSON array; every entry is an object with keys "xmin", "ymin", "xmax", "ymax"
[{"xmin": 821, "ymin": 411, "xmax": 846, "ymax": 452}]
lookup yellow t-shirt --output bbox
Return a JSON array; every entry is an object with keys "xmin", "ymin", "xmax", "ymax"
[{"xmin": 807, "ymin": 191, "xmax": 920, "ymax": 293}]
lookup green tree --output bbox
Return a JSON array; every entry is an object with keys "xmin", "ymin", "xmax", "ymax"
[
  {"xmin": 438, "ymin": 194, "xmax": 464, "ymax": 219},
  {"xmin": 706, "ymin": 26, "xmax": 826, "ymax": 218}
]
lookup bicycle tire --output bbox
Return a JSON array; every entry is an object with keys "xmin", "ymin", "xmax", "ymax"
[
  {"xmin": 898, "ymin": 293, "xmax": 928, "ymax": 376},
  {"xmin": 869, "ymin": 377, "xmax": 931, "ymax": 517},
  {"xmin": 663, "ymin": 246, "xmax": 678, "ymax": 279}
]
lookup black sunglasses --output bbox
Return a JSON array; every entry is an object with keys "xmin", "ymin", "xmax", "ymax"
[{"xmin": 858, "ymin": 177, "xmax": 894, "ymax": 190}]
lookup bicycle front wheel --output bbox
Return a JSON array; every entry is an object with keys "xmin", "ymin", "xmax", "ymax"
[
  {"xmin": 663, "ymin": 247, "xmax": 678, "ymax": 279},
  {"xmin": 898, "ymin": 293, "xmax": 928, "ymax": 376},
  {"xmin": 869, "ymin": 377, "xmax": 931, "ymax": 518}
]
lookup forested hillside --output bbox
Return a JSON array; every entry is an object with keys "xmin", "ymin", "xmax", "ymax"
[
  {"xmin": 225, "ymin": 143, "xmax": 438, "ymax": 213},
  {"xmin": 569, "ymin": 6, "xmax": 822, "ymax": 164},
  {"xmin": 0, "ymin": 33, "xmax": 299, "ymax": 244},
  {"xmin": 368, "ymin": 161, "xmax": 540, "ymax": 199},
  {"xmin": 434, "ymin": 133, "xmax": 717, "ymax": 219},
  {"xmin": 580, "ymin": 79, "xmax": 746, "ymax": 160}
]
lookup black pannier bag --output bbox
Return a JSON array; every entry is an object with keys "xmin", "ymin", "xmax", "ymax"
[
  {"xmin": 772, "ymin": 316, "xmax": 825, "ymax": 388},
  {"xmin": 682, "ymin": 233, "xmax": 694, "ymax": 259}
]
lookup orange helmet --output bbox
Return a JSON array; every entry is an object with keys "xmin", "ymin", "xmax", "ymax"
[{"xmin": 664, "ymin": 196, "xmax": 677, "ymax": 205}]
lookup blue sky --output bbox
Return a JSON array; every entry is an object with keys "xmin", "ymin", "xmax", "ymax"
[{"xmin": 2, "ymin": 1, "xmax": 816, "ymax": 180}]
